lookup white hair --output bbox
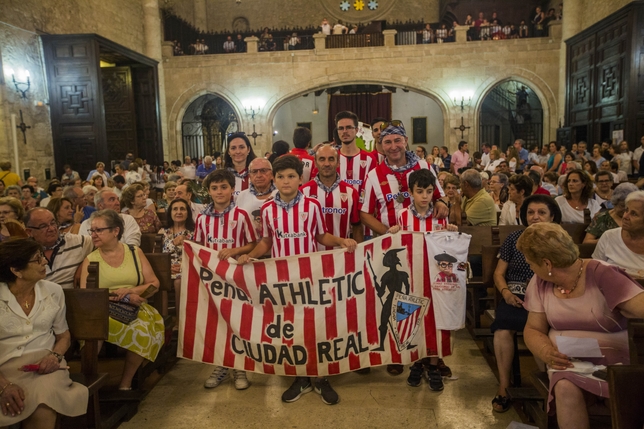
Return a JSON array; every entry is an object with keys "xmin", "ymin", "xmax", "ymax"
[
  {"xmin": 625, "ymin": 190, "xmax": 644, "ymax": 206},
  {"xmin": 203, "ymin": 156, "xmax": 213, "ymax": 163},
  {"xmin": 82, "ymin": 185, "xmax": 98, "ymax": 195}
]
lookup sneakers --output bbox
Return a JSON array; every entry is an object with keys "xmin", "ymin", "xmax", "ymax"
[
  {"xmin": 428, "ymin": 369, "xmax": 444, "ymax": 391},
  {"xmin": 437, "ymin": 358, "xmax": 452, "ymax": 378},
  {"xmin": 407, "ymin": 362, "xmax": 424, "ymax": 387},
  {"xmin": 281, "ymin": 377, "xmax": 313, "ymax": 403},
  {"xmin": 313, "ymin": 377, "xmax": 339, "ymax": 405},
  {"xmin": 204, "ymin": 366, "xmax": 229, "ymax": 388},
  {"xmin": 233, "ymin": 370, "xmax": 250, "ymax": 390}
]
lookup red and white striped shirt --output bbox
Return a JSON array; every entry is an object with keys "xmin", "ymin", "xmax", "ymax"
[
  {"xmin": 194, "ymin": 205, "xmax": 257, "ymax": 250},
  {"xmin": 229, "ymin": 169, "xmax": 249, "ymax": 198},
  {"xmin": 261, "ymin": 195, "xmax": 327, "ymax": 258},
  {"xmin": 300, "ymin": 177, "xmax": 360, "ymax": 250},
  {"xmin": 396, "ymin": 207, "xmax": 448, "ymax": 232},
  {"xmin": 289, "ymin": 148, "xmax": 318, "ymax": 183},
  {"xmin": 338, "ymin": 150, "xmax": 376, "ymax": 193},
  {"xmin": 360, "ymin": 159, "xmax": 443, "ymax": 228}
]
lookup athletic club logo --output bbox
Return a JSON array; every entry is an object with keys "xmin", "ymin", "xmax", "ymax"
[
  {"xmin": 360, "ymin": 160, "xmax": 367, "ymax": 168},
  {"xmin": 367, "ymin": 248, "xmax": 429, "ymax": 353},
  {"xmin": 229, "ymin": 220, "xmax": 237, "ymax": 229},
  {"xmin": 340, "ymin": 193, "xmax": 348, "ymax": 202},
  {"xmin": 300, "ymin": 213, "xmax": 308, "ymax": 221}
]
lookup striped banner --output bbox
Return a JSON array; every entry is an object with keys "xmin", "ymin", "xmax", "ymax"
[{"xmin": 178, "ymin": 232, "xmax": 454, "ymax": 376}]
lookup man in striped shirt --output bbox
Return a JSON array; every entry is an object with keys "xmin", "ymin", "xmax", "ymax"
[
  {"xmin": 289, "ymin": 127, "xmax": 317, "ymax": 183},
  {"xmin": 24, "ymin": 208, "xmax": 93, "ymax": 289},
  {"xmin": 301, "ymin": 144, "xmax": 363, "ymax": 249},
  {"xmin": 195, "ymin": 170, "xmax": 257, "ymax": 391},
  {"xmin": 238, "ymin": 155, "xmax": 357, "ymax": 405},
  {"xmin": 370, "ymin": 117, "xmax": 386, "ymax": 165},
  {"xmin": 335, "ymin": 111, "xmax": 376, "ymax": 194}
]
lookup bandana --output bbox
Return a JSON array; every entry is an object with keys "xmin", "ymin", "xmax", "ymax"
[
  {"xmin": 409, "ymin": 201, "xmax": 433, "ymax": 220},
  {"xmin": 249, "ymin": 182, "xmax": 276, "ymax": 197},
  {"xmin": 314, "ymin": 175, "xmax": 341, "ymax": 194},
  {"xmin": 45, "ymin": 235, "xmax": 65, "ymax": 251},
  {"xmin": 228, "ymin": 167, "xmax": 248, "ymax": 180},
  {"xmin": 380, "ymin": 123, "xmax": 407, "ymax": 139},
  {"xmin": 202, "ymin": 201, "xmax": 236, "ymax": 217},
  {"xmin": 274, "ymin": 191, "xmax": 303, "ymax": 210},
  {"xmin": 384, "ymin": 151, "xmax": 420, "ymax": 173}
]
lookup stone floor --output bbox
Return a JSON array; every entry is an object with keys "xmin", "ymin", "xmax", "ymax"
[{"xmin": 119, "ymin": 330, "xmax": 523, "ymax": 429}]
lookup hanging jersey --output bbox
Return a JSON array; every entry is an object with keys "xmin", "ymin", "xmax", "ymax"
[
  {"xmin": 261, "ymin": 196, "xmax": 327, "ymax": 258},
  {"xmin": 360, "ymin": 160, "xmax": 443, "ymax": 228},
  {"xmin": 194, "ymin": 206, "xmax": 256, "ymax": 250},
  {"xmin": 300, "ymin": 179, "xmax": 360, "ymax": 250}
]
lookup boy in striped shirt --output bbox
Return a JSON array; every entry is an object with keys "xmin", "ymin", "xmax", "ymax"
[
  {"xmin": 195, "ymin": 170, "xmax": 257, "ymax": 391},
  {"xmin": 388, "ymin": 169, "xmax": 457, "ymax": 392},
  {"xmin": 238, "ymin": 155, "xmax": 357, "ymax": 405}
]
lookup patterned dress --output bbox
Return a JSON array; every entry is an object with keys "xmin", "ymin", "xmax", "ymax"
[
  {"xmin": 87, "ymin": 244, "xmax": 164, "ymax": 361},
  {"xmin": 161, "ymin": 228, "xmax": 194, "ymax": 279},
  {"xmin": 132, "ymin": 208, "xmax": 162, "ymax": 234}
]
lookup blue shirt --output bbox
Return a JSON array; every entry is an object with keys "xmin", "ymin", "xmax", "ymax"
[
  {"xmin": 518, "ymin": 148, "xmax": 529, "ymax": 171},
  {"xmin": 196, "ymin": 163, "xmax": 216, "ymax": 180},
  {"xmin": 82, "ymin": 206, "xmax": 96, "ymax": 222}
]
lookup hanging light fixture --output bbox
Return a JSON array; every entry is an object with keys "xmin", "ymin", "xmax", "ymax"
[{"xmin": 312, "ymin": 93, "xmax": 319, "ymax": 114}]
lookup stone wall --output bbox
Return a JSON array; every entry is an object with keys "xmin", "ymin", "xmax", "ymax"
[
  {"xmin": 163, "ymin": 34, "xmax": 562, "ymax": 159},
  {"xmin": 579, "ymin": 0, "xmax": 633, "ymax": 31},
  {"xmin": 0, "ymin": 0, "xmax": 147, "ymax": 181}
]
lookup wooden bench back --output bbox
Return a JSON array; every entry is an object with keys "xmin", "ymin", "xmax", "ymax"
[
  {"xmin": 577, "ymin": 242, "xmax": 596, "ymax": 258},
  {"xmin": 609, "ymin": 365, "xmax": 644, "ymax": 429},
  {"xmin": 145, "ymin": 252, "xmax": 172, "ymax": 317},
  {"xmin": 562, "ymin": 223, "xmax": 588, "ymax": 244},
  {"xmin": 628, "ymin": 318, "xmax": 644, "ymax": 365},
  {"xmin": 140, "ymin": 233, "xmax": 160, "ymax": 253},
  {"xmin": 481, "ymin": 245, "xmax": 501, "ymax": 288},
  {"xmin": 460, "ymin": 226, "xmax": 493, "ymax": 255}
]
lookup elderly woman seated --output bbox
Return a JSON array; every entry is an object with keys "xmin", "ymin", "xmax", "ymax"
[
  {"xmin": 491, "ymin": 195, "xmax": 562, "ymax": 413},
  {"xmin": 583, "ymin": 182, "xmax": 638, "ymax": 244},
  {"xmin": 79, "ymin": 209, "xmax": 164, "ymax": 390},
  {"xmin": 0, "ymin": 239, "xmax": 88, "ymax": 428},
  {"xmin": 517, "ymin": 223, "xmax": 644, "ymax": 429},
  {"xmin": 0, "ymin": 197, "xmax": 26, "ymax": 242},
  {"xmin": 120, "ymin": 184, "xmax": 161, "ymax": 234}
]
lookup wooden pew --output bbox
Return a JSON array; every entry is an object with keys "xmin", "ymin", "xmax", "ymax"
[
  {"xmin": 64, "ymin": 261, "xmax": 109, "ymax": 429},
  {"xmin": 139, "ymin": 233, "xmax": 160, "ymax": 254},
  {"xmin": 609, "ymin": 365, "xmax": 644, "ymax": 429}
]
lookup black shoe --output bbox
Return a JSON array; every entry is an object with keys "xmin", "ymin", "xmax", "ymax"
[
  {"xmin": 428, "ymin": 369, "xmax": 444, "ymax": 391},
  {"xmin": 437, "ymin": 358, "xmax": 452, "ymax": 378},
  {"xmin": 354, "ymin": 368, "xmax": 371, "ymax": 374},
  {"xmin": 281, "ymin": 377, "xmax": 313, "ymax": 403},
  {"xmin": 407, "ymin": 363, "xmax": 424, "ymax": 387},
  {"xmin": 313, "ymin": 377, "xmax": 339, "ymax": 405}
]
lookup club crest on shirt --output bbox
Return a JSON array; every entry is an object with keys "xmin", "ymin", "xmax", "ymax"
[
  {"xmin": 360, "ymin": 160, "xmax": 367, "ymax": 168},
  {"xmin": 340, "ymin": 193, "xmax": 348, "ymax": 202},
  {"xmin": 300, "ymin": 213, "xmax": 308, "ymax": 221},
  {"xmin": 229, "ymin": 220, "xmax": 237, "ymax": 229},
  {"xmin": 380, "ymin": 181, "xmax": 389, "ymax": 186}
]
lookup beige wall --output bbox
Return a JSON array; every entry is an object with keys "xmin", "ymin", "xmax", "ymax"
[
  {"xmin": 163, "ymin": 34, "xmax": 562, "ymax": 159},
  {"xmin": 579, "ymin": 0, "xmax": 633, "ymax": 31},
  {"xmin": 0, "ymin": 0, "xmax": 147, "ymax": 181}
]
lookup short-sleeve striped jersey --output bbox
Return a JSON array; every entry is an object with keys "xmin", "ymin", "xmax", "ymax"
[
  {"xmin": 260, "ymin": 195, "xmax": 328, "ymax": 257},
  {"xmin": 193, "ymin": 206, "xmax": 257, "ymax": 250},
  {"xmin": 396, "ymin": 207, "xmax": 448, "ymax": 232},
  {"xmin": 300, "ymin": 179, "xmax": 360, "ymax": 250}
]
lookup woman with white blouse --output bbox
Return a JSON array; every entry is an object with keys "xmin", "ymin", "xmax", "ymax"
[{"xmin": 555, "ymin": 169, "xmax": 601, "ymax": 223}]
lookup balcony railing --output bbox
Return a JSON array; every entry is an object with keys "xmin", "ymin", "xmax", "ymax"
[{"xmin": 325, "ymin": 33, "xmax": 384, "ymax": 49}]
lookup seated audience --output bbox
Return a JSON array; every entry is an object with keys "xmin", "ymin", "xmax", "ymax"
[
  {"xmin": 599, "ymin": 160, "xmax": 619, "ymax": 184},
  {"xmin": 527, "ymin": 168, "xmax": 550, "ymax": 195},
  {"xmin": 40, "ymin": 181, "xmax": 63, "ymax": 208},
  {"xmin": 491, "ymin": 195, "xmax": 562, "ymax": 413},
  {"xmin": 0, "ymin": 197, "xmax": 25, "ymax": 241},
  {"xmin": 460, "ymin": 169, "xmax": 497, "ymax": 226},
  {"xmin": 26, "ymin": 177, "xmax": 47, "ymax": 202},
  {"xmin": 20, "ymin": 185, "xmax": 38, "ymax": 211},
  {"xmin": 24, "ymin": 208, "xmax": 93, "ymax": 289},
  {"xmin": 79, "ymin": 210, "xmax": 164, "ymax": 390},
  {"xmin": 157, "ymin": 181, "xmax": 177, "ymax": 212},
  {"xmin": 443, "ymin": 175, "xmax": 462, "ymax": 225},
  {"xmin": 174, "ymin": 184, "xmax": 205, "ymax": 223},
  {"xmin": 592, "ymin": 171, "xmax": 614, "ymax": 209},
  {"xmin": 158, "ymin": 199, "xmax": 194, "ymax": 307},
  {"xmin": 593, "ymin": 190, "xmax": 644, "ymax": 278},
  {"xmin": 78, "ymin": 190, "xmax": 141, "ymax": 246},
  {"xmin": 0, "ymin": 239, "xmax": 89, "ymax": 428},
  {"xmin": 583, "ymin": 160, "xmax": 598, "ymax": 176},
  {"xmin": 82, "ymin": 185, "xmax": 98, "ymax": 208},
  {"xmin": 584, "ymin": 183, "xmax": 638, "ymax": 244},
  {"xmin": 499, "ymin": 175, "xmax": 533, "ymax": 225},
  {"xmin": 90, "ymin": 174, "xmax": 108, "ymax": 192},
  {"xmin": 121, "ymin": 184, "xmax": 161, "ymax": 234},
  {"xmin": 86, "ymin": 161, "xmax": 111, "ymax": 183},
  {"xmin": 62, "ymin": 186, "xmax": 95, "ymax": 222},
  {"xmin": 542, "ymin": 171, "xmax": 559, "ymax": 196},
  {"xmin": 555, "ymin": 169, "xmax": 600, "ymax": 223},
  {"xmin": 484, "ymin": 149, "xmax": 504, "ymax": 172},
  {"xmin": 518, "ymin": 223, "xmax": 644, "ymax": 429},
  {"xmin": 125, "ymin": 162, "xmax": 142, "ymax": 186},
  {"xmin": 488, "ymin": 173, "xmax": 509, "ymax": 212},
  {"xmin": 4, "ymin": 185, "xmax": 21, "ymax": 199},
  {"xmin": 47, "ymin": 197, "xmax": 83, "ymax": 234}
]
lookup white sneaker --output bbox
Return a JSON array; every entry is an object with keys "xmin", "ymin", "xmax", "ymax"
[
  {"xmin": 233, "ymin": 370, "xmax": 250, "ymax": 390},
  {"xmin": 204, "ymin": 366, "xmax": 229, "ymax": 388}
]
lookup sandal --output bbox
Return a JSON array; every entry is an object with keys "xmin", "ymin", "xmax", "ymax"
[{"xmin": 492, "ymin": 395, "xmax": 511, "ymax": 413}]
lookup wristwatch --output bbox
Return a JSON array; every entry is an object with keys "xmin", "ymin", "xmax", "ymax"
[{"xmin": 50, "ymin": 351, "xmax": 63, "ymax": 363}]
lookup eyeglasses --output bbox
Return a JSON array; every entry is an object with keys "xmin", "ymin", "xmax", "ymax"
[
  {"xmin": 88, "ymin": 227, "xmax": 113, "ymax": 235},
  {"xmin": 249, "ymin": 168, "xmax": 272, "ymax": 175},
  {"xmin": 337, "ymin": 126, "xmax": 356, "ymax": 131},
  {"xmin": 28, "ymin": 253, "xmax": 46, "ymax": 264},
  {"xmin": 438, "ymin": 262, "xmax": 454, "ymax": 268},
  {"xmin": 488, "ymin": 181, "xmax": 500, "ymax": 185},
  {"xmin": 379, "ymin": 120, "xmax": 404, "ymax": 130},
  {"xmin": 26, "ymin": 220, "xmax": 58, "ymax": 231},
  {"xmin": 596, "ymin": 180, "xmax": 612, "ymax": 184}
]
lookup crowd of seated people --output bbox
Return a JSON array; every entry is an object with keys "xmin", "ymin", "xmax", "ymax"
[{"xmin": 2, "ymin": 113, "xmax": 644, "ymax": 426}]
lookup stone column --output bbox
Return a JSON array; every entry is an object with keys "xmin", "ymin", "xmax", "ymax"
[
  {"xmin": 383, "ymin": 29, "xmax": 397, "ymax": 47},
  {"xmin": 245, "ymin": 36, "xmax": 259, "ymax": 53},
  {"xmin": 313, "ymin": 32, "xmax": 326, "ymax": 51},
  {"xmin": 162, "ymin": 41, "xmax": 174, "ymax": 58},
  {"xmin": 142, "ymin": 0, "xmax": 171, "ymax": 160},
  {"xmin": 454, "ymin": 26, "xmax": 469, "ymax": 43},
  {"xmin": 558, "ymin": 0, "xmax": 582, "ymax": 131},
  {"xmin": 194, "ymin": 0, "xmax": 207, "ymax": 32}
]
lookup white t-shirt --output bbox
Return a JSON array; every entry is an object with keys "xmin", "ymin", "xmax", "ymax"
[
  {"xmin": 633, "ymin": 146, "xmax": 644, "ymax": 173},
  {"xmin": 498, "ymin": 201, "xmax": 521, "ymax": 226},
  {"xmin": 616, "ymin": 152, "xmax": 633, "ymax": 175},
  {"xmin": 235, "ymin": 188, "xmax": 277, "ymax": 239},
  {"xmin": 181, "ymin": 164, "xmax": 196, "ymax": 180},
  {"xmin": 593, "ymin": 228, "xmax": 644, "ymax": 278},
  {"xmin": 480, "ymin": 152, "xmax": 490, "ymax": 167},
  {"xmin": 555, "ymin": 195, "xmax": 601, "ymax": 224},
  {"xmin": 333, "ymin": 24, "xmax": 347, "ymax": 35}
]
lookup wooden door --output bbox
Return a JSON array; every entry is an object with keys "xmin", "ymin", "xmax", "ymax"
[{"xmin": 101, "ymin": 67, "xmax": 137, "ymax": 162}]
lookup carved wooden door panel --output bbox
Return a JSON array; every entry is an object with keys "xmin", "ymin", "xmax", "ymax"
[
  {"xmin": 102, "ymin": 67, "xmax": 137, "ymax": 163},
  {"xmin": 42, "ymin": 35, "xmax": 106, "ymax": 180},
  {"xmin": 132, "ymin": 66, "xmax": 162, "ymax": 165}
]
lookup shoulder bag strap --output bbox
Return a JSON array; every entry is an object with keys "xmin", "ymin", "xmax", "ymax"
[{"xmin": 128, "ymin": 244, "xmax": 141, "ymax": 286}]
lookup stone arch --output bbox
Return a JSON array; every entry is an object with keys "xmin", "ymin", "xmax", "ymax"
[{"xmin": 472, "ymin": 69, "xmax": 559, "ymax": 149}]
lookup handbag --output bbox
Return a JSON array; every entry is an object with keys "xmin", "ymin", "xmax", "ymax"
[{"xmin": 108, "ymin": 245, "xmax": 142, "ymax": 324}]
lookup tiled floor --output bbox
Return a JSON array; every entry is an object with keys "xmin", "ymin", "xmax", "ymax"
[{"xmin": 120, "ymin": 330, "xmax": 522, "ymax": 429}]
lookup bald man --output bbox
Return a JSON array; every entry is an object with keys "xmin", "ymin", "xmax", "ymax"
[{"xmin": 235, "ymin": 157, "xmax": 277, "ymax": 238}]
